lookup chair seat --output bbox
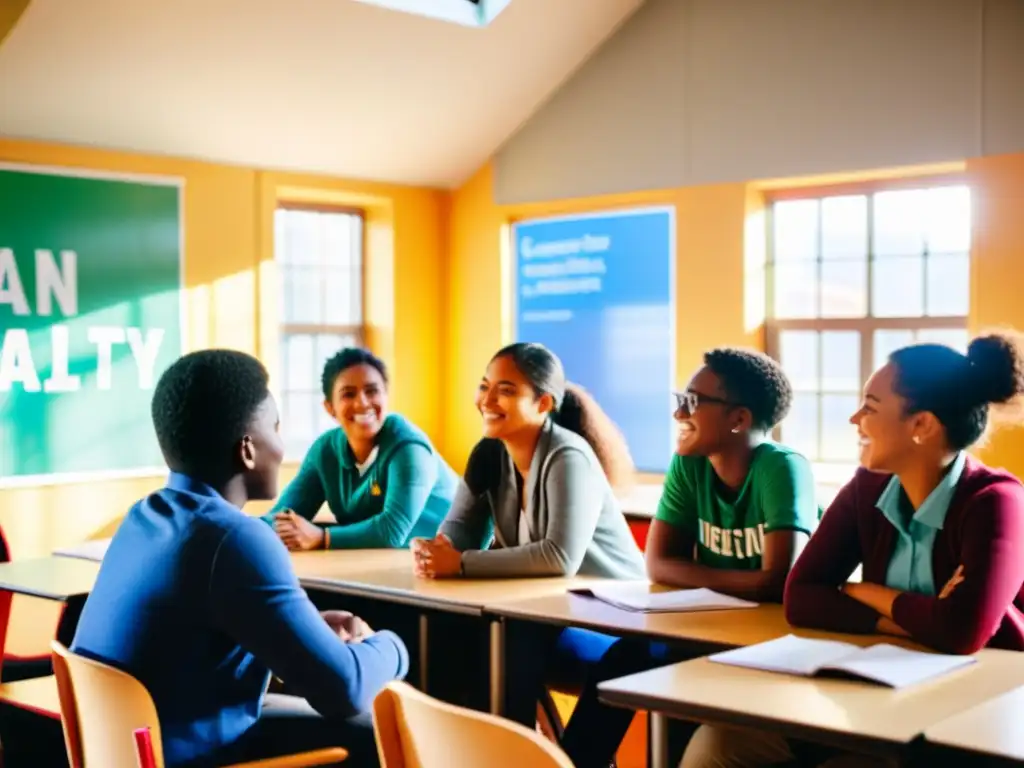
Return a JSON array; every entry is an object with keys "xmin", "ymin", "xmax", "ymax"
[{"xmin": 0, "ymin": 674, "xmax": 61, "ymax": 719}]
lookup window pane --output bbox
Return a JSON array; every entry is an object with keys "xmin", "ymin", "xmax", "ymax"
[
  {"xmin": 926, "ymin": 186, "xmax": 971, "ymax": 254},
  {"xmin": 284, "ymin": 335, "xmax": 316, "ymax": 391},
  {"xmin": 926, "ymin": 253, "xmax": 969, "ymax": 317},
  {"xmin": 772, "ymin": 262, "xmax": 818, "ymax": 319},
  {"xmin": 773, "ymin": 200, "xmax": 818, "ymax": 262},
  {"xmin": 820, "ymin": 260, "xmax": 867, "ymax": 318},
  {"xmin": 820, "ymin": 331, "xmax": 860, "ymax": 391},
  {"xmin": 324, "ymin": 267, "xmax": 362, "ymax": 325},
  {"xmin": 821, "ymin": 394, "xmax": 859, "ymax": 461},
  {"xmin": 283, "ymin": 392, "xmax": 319, "ymax": 458},
  {"xmin": 281, "ymin": 210, "xmax": 321, "ymax": 266},
  {"xmin": 284, "ymin": 266, "xmax": 324, "ymax": 324},
  {"xmin": 780, "ymin": 393, "xmax": 818, "ymax": 459},
  {"xmin": 324, "ymin": 214, "xmax": 358, "ymax": 267},
  {"xmin": 873, "ymin": 329, "xmax": 914, "ymax": 370},
  {"xmin": 917, "ymin": 327, "xmax": 969, "ymax": 354},
  {"xmin": 821, "ymin": 195, "xmax": 867, "ymax": 259},
  {"xmin": 778, "ymin": 330, "xmax": 818, "ymax": 391},
  {"xmin": 874, "ymin": 190, "xmax": 926, "ymax": 257},
  {"xmin": 872, "ymin": 256, "xmax": 924, "ymax": 317}
]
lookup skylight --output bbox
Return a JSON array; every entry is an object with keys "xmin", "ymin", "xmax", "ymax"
[{"xmin": 351, "ymin": 0, "xmax": 512, "ymax": 27}]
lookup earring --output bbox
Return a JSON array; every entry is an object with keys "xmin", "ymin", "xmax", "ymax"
[
  {"xmin": 731, "ymin": 427, "xmax": 741, "ymax": 434},
  {"xmin": 912, "ymin": 435, "xmax": 922, "ymax": 445}
]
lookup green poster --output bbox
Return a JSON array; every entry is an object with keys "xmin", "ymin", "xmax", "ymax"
[{"xmin": 0, "ymin": 165, "xmax": 183, "ymax": 484}]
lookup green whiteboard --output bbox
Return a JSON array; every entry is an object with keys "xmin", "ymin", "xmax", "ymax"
[{"xmin": 0, "ymin": 165, "xmax": 184, "ymax": 485}]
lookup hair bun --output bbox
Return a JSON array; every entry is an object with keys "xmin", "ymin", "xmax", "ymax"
[{"xmin": 967, "ymin": 332, "xmax": 1024, "ymax": 405}]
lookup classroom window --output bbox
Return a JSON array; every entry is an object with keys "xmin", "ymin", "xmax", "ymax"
[
  {"xmin": 275, "ymin": 206, "xmax": 364, "ymax": 459},
  {"xmin": 766, "ymin": 184, "xmax": 971, "ymax": 499}
]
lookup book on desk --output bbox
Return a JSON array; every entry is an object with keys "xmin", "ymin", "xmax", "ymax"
[
  {"xmin": 571, "ymin": 583, "xmax": 758, "ymax": 613},
  {"xmin": 709, "ymin": 634, "xmax": 976, "ymax": 689}
]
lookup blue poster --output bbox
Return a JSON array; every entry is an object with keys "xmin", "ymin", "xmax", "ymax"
[{"xmin": 513, "ymin": 208, "xmax": 674, "ymax": 472}]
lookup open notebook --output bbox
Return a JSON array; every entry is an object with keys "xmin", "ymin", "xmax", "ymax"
[
  {"xmin": 571, "ymin": 583, "xmax": 758, "ymax": 613},
  {"xmin": 709, "ymin": 634, "xmax": 976, "ymax": 689}
]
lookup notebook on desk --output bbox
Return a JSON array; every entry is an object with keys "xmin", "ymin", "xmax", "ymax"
[
  {"xmin": 52, "ymin": 538, "xmax": 111, "ymax": 563},
  {"xmin": 571, "ymin": 583, "xmax": 758, "ymax": 613},
  {"xmin": 709, "ymin": 634, "xmax": 976, "ymax": 689}
]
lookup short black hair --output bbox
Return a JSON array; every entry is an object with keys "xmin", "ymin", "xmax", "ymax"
[
  {"xmin": 321, "ymin": 347, "xmax": 388, "ymax": 400},
  {"xmin": 890, "ymin": 332, "xmax": 1024, "ymax": 450},
  {"xmin": 151, "ymin": 349, "xmax": 271, "ymax": 479},
  {"xmin": 704, "ymin": 347, "xmax": 793, "ymax": 432}
]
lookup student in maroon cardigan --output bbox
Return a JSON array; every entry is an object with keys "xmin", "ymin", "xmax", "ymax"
[{"xmin": 681, "ymin": 331, "xmax": 1024, "ymax": 768}]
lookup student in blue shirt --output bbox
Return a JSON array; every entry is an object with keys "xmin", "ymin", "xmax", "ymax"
[
  {"xmin": 71, "ymin": 350, "xmax": 409, "ymax": 768},
  {"xmin": 267, "ymin": 348, "xmax": 457, "ymax": 550}
]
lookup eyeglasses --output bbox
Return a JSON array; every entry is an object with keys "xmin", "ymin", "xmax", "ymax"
[{"xmin": 673, "ymin": 390, "xmax": 737, "ymax": 414}]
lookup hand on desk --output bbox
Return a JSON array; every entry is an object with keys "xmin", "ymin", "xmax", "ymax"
[
  {"xmin": 273, "ymin": 510, "xmax": 326, "ymax": 551},
  {"xmin": 321, "ymin": 610, "xmax": 374, "ymax": 643},
  {"xmin": 411, "ymin": 534, "xmax": 462, "ymax": 579}
]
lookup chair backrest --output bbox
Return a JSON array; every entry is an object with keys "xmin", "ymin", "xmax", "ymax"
[
  {"xmin": 372, "ymin": 681, "xmax": 574, "ymax": 768},
  {"xmin": 51, "ymin": 641, "xmax": 166, "ymax": 768}
]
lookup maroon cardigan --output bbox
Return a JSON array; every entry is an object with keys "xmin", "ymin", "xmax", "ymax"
[{"xmin": 784, "ymin": 456, "xmax": 1024, "ymax": 654}]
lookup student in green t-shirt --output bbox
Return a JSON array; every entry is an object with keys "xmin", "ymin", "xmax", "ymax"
[{"xmin": 646, "ymin": 347, "xmax": 819, "ymax": 602}]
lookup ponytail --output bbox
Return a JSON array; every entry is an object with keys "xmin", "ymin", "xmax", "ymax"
[{"xmin": 552, "ymin": 383, "xmax": 635, "ymax": 491}]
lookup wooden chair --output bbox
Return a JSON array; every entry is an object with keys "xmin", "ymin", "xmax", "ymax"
[
  {"xmin": 51, "ymin": 642, "xmax": 347, "ymax": 768},
  {"xmin": 373, "ymin": 681, "xmax": 573, "ymax": 768}
]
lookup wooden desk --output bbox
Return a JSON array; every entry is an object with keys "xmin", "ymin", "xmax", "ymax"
[
  {"xmin": 0, "ymin": 557, "xmax": 100, "ymax": 601},
  {"xmin": 292, "ymin": 550, "xmax": 598, "ymax": 615},
  {"xmin": 487, "ymin": 592, "xmax": 911, "ymax": 655},
  {"xmin": 923, "ymin": 684, "xmax": 1024, "ymax": 764},
  {"xmin": 598, "ymin": 650, "xmax": 1024, "ymax": 764},
  {"xmin": 293, "ymin": 549, "xmax": 600, "ymax": 712}
]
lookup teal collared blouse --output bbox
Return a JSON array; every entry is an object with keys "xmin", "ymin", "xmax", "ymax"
[{"xmin": 877, "ymin": 452, "xmax": 966, "ymax": 596}]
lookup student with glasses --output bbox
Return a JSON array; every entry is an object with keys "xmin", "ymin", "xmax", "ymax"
[{"xmin": 645, "ymin": 347, "xmax": 819, "ymax": 604}]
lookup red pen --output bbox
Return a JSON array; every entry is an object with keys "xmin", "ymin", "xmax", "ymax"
[{"xmin": 133, "ymin": 727, "xmax": 158, "ymax": 768}]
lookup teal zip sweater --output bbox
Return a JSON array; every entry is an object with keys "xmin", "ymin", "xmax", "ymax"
[{"xmin": 264, "ymin": 414, "xmax": 457, "ymax": 549}]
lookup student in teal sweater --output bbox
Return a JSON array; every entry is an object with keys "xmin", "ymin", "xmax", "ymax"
[{"xmin": 266, "ymin": 348, "xmax": 457, "ymax": 550}]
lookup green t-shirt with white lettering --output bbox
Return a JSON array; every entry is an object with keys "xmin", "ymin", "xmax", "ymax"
[{"xmin": 655, "ymin": 442, "xmax": 819, "ymax": 570}]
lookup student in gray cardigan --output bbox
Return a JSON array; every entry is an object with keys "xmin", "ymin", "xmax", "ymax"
[{"xmin": 412, "ymin": 342, "xmax": 649, "ymax": 768}]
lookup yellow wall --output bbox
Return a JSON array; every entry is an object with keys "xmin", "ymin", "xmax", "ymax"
[
  {"xmin": 0, "ymin": 138, "xmax": 446, "ymax": 559},
  {"xmin": 445, "ymin": 155, "xmax": 1024, "ymax": 480}
]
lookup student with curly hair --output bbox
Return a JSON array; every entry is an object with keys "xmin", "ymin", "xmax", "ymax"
[
  {"xmin": 71, "ymin": 350, "xmax": 408, "ymax": 768},
  {"xmin": 682, "ymin": 333, "xmax": 1024, "ymax": 768},
  {"xmin": 646, "ymin": 347, "xmax": 819, "ymax": 602},
  {"xmin": 266, "ymin": 347, "xmax": 457, "ymax": 550},
  {"xmin": 412, "ymin": 342, "xmax": 646, "ymax": 767}
]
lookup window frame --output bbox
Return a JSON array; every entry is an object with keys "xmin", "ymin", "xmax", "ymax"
[
  {"xmin": 275, "ymin": 203, "xmax": 367, "ymax": 460},
  {"xmin": 763, "ymin": 178, "xmax": 971, "ymax": 491}
]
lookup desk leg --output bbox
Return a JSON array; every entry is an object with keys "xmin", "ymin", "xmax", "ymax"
[
  {"xmin": 418, "ymin": 613, "xmax": 429, "ymax": 692},
  {"xmin": 488, "ymin": 618, "xmax": 504, "ymax": 715},
  {"xmin": 648, "ymin": 712, "xmax": 669, "ymax": 768}
]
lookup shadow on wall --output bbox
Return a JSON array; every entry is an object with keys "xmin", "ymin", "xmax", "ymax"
[{"xmin": 0, "ymin": 0, "xmax": 31, "ymax": 47}]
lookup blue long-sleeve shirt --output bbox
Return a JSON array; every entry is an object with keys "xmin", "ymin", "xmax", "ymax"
[{"xmin": 71, "ymin": 472, "xmax": 409, "ymax": 768}]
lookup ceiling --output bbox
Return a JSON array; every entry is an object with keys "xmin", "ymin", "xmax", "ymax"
[{"xmin": 0, "ymin": 0, "xmax": 643, "ymax": 187}]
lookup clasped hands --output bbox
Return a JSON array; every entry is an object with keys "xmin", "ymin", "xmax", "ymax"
[
  {"xmin": 321, "ymin": 610, "xmax": 374, "ymax": 643},
  {"xmin": 411, "ymin": 533, "xmax": 463, "ymax": 579},
  {"xmin": 273, "ymin": 510, "xmax": 325, "ymax": 551}
]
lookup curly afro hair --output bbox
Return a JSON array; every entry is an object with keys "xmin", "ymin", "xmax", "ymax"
[
  {"xmin": 151, "ymin": 349, "xmax": 271, "ymax": 480},
  {"xmin": 321, "ymin": 347, "xmax": 388, "ymax": 400},
  {"xmin": 703, "ymin": 347, "xmax": 793, "ymax": 432}
]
